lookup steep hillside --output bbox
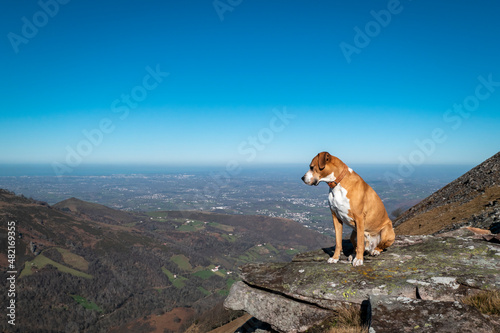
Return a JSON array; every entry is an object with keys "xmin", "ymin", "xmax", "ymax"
[
  {"xmin": 394, "ymin": 151, "xmax": 500, "ymax": 235},
  {"xmin": 164, "ymin": 211, "xmax": 330, "ymax": 250},
  {"xmin": 0, "ymin": 189, "xmax": 330, "ymax": 333},
  {"xmin": 53, "ymin": 197, "xmax": 145, "ymax": 225}
]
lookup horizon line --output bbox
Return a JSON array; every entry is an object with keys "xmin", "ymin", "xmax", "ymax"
[{"xmin": 0, "ymin": 161, "xmax": 477, "ymax": 167}]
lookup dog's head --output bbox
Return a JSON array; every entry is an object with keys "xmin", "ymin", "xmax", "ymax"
[{"xmin": 301, "ymin": 152, "xmax": 337, "ymax": 186}]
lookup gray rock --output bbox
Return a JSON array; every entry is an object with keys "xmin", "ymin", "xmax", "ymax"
[
  {"xmin": 369, "ymin": 295, "xmax": 500, "ymax": 333},
  {"xmin": 224, "ymin": 281, "xmax": 333, "ymax": 333},
  {"xmin": 225, "ymin": 234, "xmax": 500, "ymax": 333}
]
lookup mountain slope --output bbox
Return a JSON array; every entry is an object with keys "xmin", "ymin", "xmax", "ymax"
[
  {"xmin": 164, "ymin": 211, "xmax": 330, "ymax": 250},
  {"xmin": 394, "ymin": 151, "xmax": 500, "ymax": 235},
  {"xmin": 0, "ymin": 189, "xmax": 331, "ymax": 333},
  {"xmin": 53, "ymin": 197, "xmax": 145, "ymax": 225}
]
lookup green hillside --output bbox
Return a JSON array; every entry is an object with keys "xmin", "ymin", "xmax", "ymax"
[{"xmin": 0, "ymin": 189, "xmax": 331, "ymax": 333}]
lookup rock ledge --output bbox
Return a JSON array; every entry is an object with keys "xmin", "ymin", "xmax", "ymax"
[{"xmin": 225, "ymin": 231, "xmax": 500, "ymax": 332}]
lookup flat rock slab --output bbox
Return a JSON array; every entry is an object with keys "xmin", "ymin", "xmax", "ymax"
[
  {"xmin": 224, "ymin": 281, "xmax": 333, "ymax": 333},
  {"xmin": 226, "ymin": 234, "xmax": 500, "ymax": 332},
  {"xmin": 369, "ymin": 295, "xmax": 500, "ymax": 333},
  {"xmin": 239, "ymin": 235, "xmax": 500, "ymax": 306}
]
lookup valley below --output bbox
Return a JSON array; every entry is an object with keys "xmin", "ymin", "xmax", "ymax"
[{"xmin": 0, "ymin": 163, "xmax": 476, "ymax": 332}]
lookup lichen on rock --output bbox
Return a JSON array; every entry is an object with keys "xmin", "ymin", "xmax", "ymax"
[{"xmin": 225, "ymin": 231, "xmax": 500, "ymax": 332}]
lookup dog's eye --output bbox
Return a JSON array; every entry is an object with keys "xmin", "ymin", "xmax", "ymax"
[{"xmin": 309, "ymin": 166, "xmax": 314, "ymax": 171}]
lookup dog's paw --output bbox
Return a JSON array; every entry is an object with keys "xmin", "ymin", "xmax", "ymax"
[
  {"xmin": 352, "ymin": 257, "xmax": 364, "ymax": 266},
  {"xmin": 327, "ymin": 257, "xmax": 339, "ymax": 264},
  {"xmin": 370, "ymin": 249, "xmax": 381, "ymax": 256}
]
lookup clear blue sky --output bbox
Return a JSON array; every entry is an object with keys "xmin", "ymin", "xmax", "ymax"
[{"xmin": 1, "ymin": 0, "xmax": 499, "ymax": 169}]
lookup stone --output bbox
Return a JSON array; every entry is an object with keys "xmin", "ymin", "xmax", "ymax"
[
  {"xmin": 225, "ymin": 234, "xmax": 500, "ymax": 332},
  {"xmin": 369, "ymin": 295, "xmax": 500, "ymax": 333},
  {"xmin": 239, "ymin": 235, "xmax": 500, "ymax": 304},
  {"xmin": 224, "ymin": 281, "xmax": 333, "ymax": 333}
]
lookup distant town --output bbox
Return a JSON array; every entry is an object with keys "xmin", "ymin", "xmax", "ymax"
[{"xmin": 0, "ymin": 164, "xmax": 469, "ymax": 236}]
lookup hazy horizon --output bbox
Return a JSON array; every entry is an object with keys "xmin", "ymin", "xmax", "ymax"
[{"xmin": 0, "ymin": 162, "xmax": 475, "ymax": 177}]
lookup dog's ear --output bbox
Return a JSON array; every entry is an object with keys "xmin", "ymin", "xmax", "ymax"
[{"xmin": 318, "ymin": 152, "xmax": 330, "ymax": 170}]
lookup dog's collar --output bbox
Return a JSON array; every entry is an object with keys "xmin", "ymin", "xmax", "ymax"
[{"xmin": 328, "ymin": 164, "xmax": 349, "ymax": 189}]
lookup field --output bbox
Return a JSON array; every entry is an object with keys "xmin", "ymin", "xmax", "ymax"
[
  {"xmin": 178, "ymin": 220, "xmax": 205, "ymax": 232},
  {"xmin": 162, "ymin": 267, "xmax": 188, "ymax": 289},
  {"xmin": 0, "ymin": 189, "xmax": 332, "ymax": 333},
  {"xmin": 208, "ymin": 222, "xmax": 234, "ymax": 232},
  {"xmin": 55, "ymin": 247, "xmax": 89, "ymax": 271},
  {"xmin": 70, "ymin": 295, "xmax": 103, "ymax": 312},
  {"xmin": 237, "ymin": 243, "xmax": 280, "ymax": 263},
  {"xmin": 20, "ymin": 254, "xmax": 93, "ymax": 279},
  {"xmin": 171, "ymin": 254, "xmax": 193, "ymax": 271}
]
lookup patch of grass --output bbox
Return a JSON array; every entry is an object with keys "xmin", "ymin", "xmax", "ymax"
[
  {"xmin": 238, "ymin": 253, "xmax": 254, "ymax": 263},
  {"xmin": 208, "ymin": 222, "xmax": 234, "ymax": 232},
  {"xmin": 221, "ymin": 233, "xmax": 238, "ymax": 243},
  {"xmin": 395, "ymin": 186, "xmax": 500, "ymax": 235},
  {"xmin": 264, "ymin": 243, "xmax": 279, "ymax": 254},
  {"xmin": 161, "ymin": 267, "xmax": 188, "ymax": 289},
  {"xmin": 462, "ymin": 290, "xmax": 500, "ymax": 315},
  {"xmin": 70, "ymin": 295, "xmax": 103, "ymax": 312},
  {"xmin": 308, "ymin": 304, "xmax": 368, "ymax": 333},
  {"xmin": 216, "ymin": 279, "xmax": 238, "ymax": 298},
  {"xmin": 227, "ymin": 278, "xmax": 237, "ymax": 289},
  {"xmin": 20, "ymin": 255, "xmax": 92, "ymax": 279},
  {"xmin": 192, "ymin": 269, "xmax": 215, "ymax": 280},
  {"xmin": 334, "ymin": 305, "xmax": 367, "ymax": 330},
  {"xmin": 178, "ymin": 220, "xmax": 205, "ymax": 232},
  {"xmin": 171, "ymin": 254, "xmax": 193, "ymax": 271},
  {"xmin": 197, "ymin": 286, "xmax": 211, "ymax": 296},
  {"xmin": 217, "ymin": 289, "xmax": 230, "ymax": 296},
  {"xmin": 172, "ymin": 275, "xmax": 188, "ymax": 289},
  {"xmin": 192, "ymin": 265, "xmax": 205, "ymax": 273},
  {"xmin": 286, "ymin": 248, "xmax": 301, "ymax": 256},
  {"xmin": 238, "ymin": 244, "xmax": 276, "ymax": 263},
  {"xmin": 55, "ymin": 248, "xmax": 89, "ymax": 271},
  {"xmin": 214, "ymin": 270, "xmax": 226, "ymax": 278}
]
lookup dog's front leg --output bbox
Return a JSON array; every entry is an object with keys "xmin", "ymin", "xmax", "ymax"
[
  {"xmin": 352, "ymin": 214, "xmax": 365, "ymax": 266},
  {"xmin": 329, "ymin": 213, "xmax": 343, "ymax": 263}
]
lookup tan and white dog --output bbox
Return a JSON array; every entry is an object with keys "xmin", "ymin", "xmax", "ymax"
[{"xmin": 302, "ymin": 152, "xmax": 395, "ymax": 266}]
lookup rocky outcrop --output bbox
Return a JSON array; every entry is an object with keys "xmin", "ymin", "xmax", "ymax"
[
  {"xmin": 396, "ymin": 151, "xmax": 499, "ymax": 223},
  {"xmin": 226, "ymin": 282, "xmax": 333, "ymax": 332},
  {"xmin": 224, "ymin": 230, "xmax": 500, "ymax": 332},
  {"xmin": 369, "ymin": 295, "xmax": 498, "ymax": 333},
  {"xmin": 394, "ymin": 151, "xmax": 500, "ymax": 235}
]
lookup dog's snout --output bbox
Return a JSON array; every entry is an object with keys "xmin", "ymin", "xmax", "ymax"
[{"xmin": 302, "ymin": 171, "xmax": 313, "ymax": 185}]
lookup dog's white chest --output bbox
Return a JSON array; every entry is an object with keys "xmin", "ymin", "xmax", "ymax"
[{"xmin": 328, "ymin": 184, "xmax": 353, "ymax": 225}]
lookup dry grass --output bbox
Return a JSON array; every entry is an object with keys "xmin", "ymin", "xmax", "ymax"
[
  {"xmin": 20, "ymin": 254, "xmax": 93, "ymax": 279},
  {"xmin": 56, "ymin": 247, "xmax": 89, "ymax": 271},
  {"xmin": 309, "ymin": 304, "xmax": 368, "ymax": 333},
  {"xmin": 395, "ymin": 186, "xmax": 500, "ymax": 235},
  {"xmin": 462, "ymin": 290, "xmax": 500, "ymax": 316}
]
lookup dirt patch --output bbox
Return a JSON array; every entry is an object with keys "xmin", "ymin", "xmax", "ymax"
[
  {"xmin": 206, "ymin": 313, "xmax": 252, "ymax": 333},
  {"xmin": 123, "ymin": 307, "xmax": 195, "ymax": 333}
]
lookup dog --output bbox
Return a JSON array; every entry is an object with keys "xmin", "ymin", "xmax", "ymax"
[{"xmin": 302, "ymin": 152, "xmax": 395, "ymax": 266}]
